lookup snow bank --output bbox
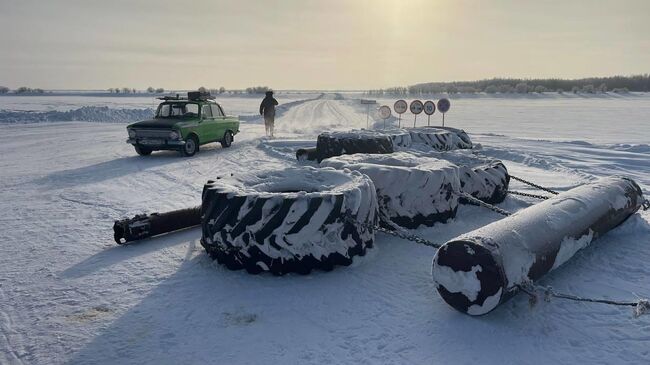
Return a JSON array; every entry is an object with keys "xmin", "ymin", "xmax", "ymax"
[{"xmin": 0, "ymin": 106, "xmax": 155, "ymax": 123}]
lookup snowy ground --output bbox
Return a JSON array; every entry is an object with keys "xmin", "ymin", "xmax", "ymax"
[{"xmin": 1, "ymin": 94, "xmax": 649, "ymax": 364}]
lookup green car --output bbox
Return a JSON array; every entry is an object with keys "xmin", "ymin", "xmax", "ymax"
[{"xmin": 126, "ymin": 92, "xmax": 240, "ymax": 157}]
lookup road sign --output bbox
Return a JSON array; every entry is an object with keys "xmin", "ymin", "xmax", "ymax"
[
  {"xmin": 423, "ymin": 100, "xmax": 436, "ymax": 126},
  {"xmin": 437, "ymin": 98, "xmax": 450, "ymax": 113},
  {"xmin": 437, "ymin": 98, "xmax": 451, "ymax": 126},
  {"xmin": 410, "ymin": 100, "xmax": 424, "ymax": 114},
  {"xmin": 410, "ymin": 100, "xmax": 423, "ymax": 127},
  {"xmin": 394, "ymin": 100, "xmax": 407, "ymax": 127},
  {"xmin": 378, "ymin": 105, "xmax": 392, "ymax": 119},
  {"xmin": 423, "ymin": 100, "xmax": 436, "ymax": 115},
  {"xmin": 378, "ymin": 105, "xmax": 391, "ymax": 129}
]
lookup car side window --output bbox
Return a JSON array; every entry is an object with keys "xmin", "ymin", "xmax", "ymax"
[
  {"xmin": 211, "ymin": 104, "xmax": 224, "ymax": 117},
  {"xmin": 202, "ymin": 104, "xmax": 212, "ymax": 118}
]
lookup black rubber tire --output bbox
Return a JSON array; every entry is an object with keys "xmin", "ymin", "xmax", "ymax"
[
  {"xmin": 134, "ymin": 145, "xmax": 153, "ymax": 156},
  {"xmin": 181, "ymin": 135, "xmax": 199, "ymax": 157},
  {"xmin": 316, "ymin": 130, "xmax": 395, "ymax": 162},
  {"xmin": 409, "ymin": 127, "xmax": 473, "ymax": 151},
  {"xmin": 321, "ymin": 152, "xmax": 460, "ymax": 229},
  {"xmin": 200, "ymin": 167, "xmax": 378, "ymax": 275},
  {"xmin": 220, "ymin": 131, "xmax": 233, "ymax": 148},
  {"xmin": 296, "ymin": 147, "xmax": 318, "ymax": 161},
  {"xmin": 458, "ymin": 161, "xmax": 510, "ymax": 204}
]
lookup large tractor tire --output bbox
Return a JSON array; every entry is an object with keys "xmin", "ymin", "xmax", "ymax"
[
  {"xmin": 321, "ymin": 152, "xmax": 460, "ymax": 229},
  {"xmin": 201, "ymin": 167, "xmax": 378, "ymax": 275},
  {"xmin": 316, "ymin": 130, "xmax": 395, "ymax": 162},
  {"xmin": 409, "ymin": 127, "xmax": 473, "ymax": 151}
]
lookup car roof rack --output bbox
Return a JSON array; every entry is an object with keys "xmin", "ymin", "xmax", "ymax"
[
  {"xmin": 156, "ymin": 91, "xmax": 215, "ymax": 102},
  {"xmin": 157, "ymin": 94, "xmax": 187, "ymax": 101}
]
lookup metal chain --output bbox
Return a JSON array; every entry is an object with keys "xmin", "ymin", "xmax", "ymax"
[
  {"xmin": 517, "ymin": 281, "xmax": 650, "ymax": 317},
  {"xmin": 349, "ymin": 217, "xmax": 441, "ymax": 249},
  {"xmin": 458, "ymin": 192, "xmax": 512, "ymax": 216},
  {"xmin": 509, "ymin": 175, "xmax": 559, "ymax": 195},
  {"xmin": 508, "ymin": 190, "xmax": 552, "ymax": 200}
]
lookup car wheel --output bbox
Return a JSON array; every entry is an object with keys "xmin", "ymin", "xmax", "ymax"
[
  {"xmin": 181, "ymin": 135, "xmax": 199, "ymax": 157},
  {"xmin": 134, "ymin": 145, "xmax": 152, "ymax": 156},
  {"xmin": 220, "ymin": 131, "xmax": 233, "ymax": 148}
]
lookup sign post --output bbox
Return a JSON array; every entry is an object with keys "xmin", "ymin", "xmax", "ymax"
[
  {"xmin": 437, "ymin": 98, "xmax": 451, "ymax": 126},
  {"xmin": 360, "ymin": 99, "xmax": 377, "ymax": 129},
  {"xmin": 409, "ymin": 100, "xmax": 424, "ymax": 127},
  {"xmin": 393, "ymin": 100, "xmax": 407, "ymax": 128},
  {"xmin": 378, "ymin": 105, "xmax": 392, "ymax": 129},
  {"xmin": 423, "ymin": 100, "xmax": 436, "ymax": 126}
]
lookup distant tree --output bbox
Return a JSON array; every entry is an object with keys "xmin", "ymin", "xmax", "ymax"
[
  {"xmin": 155, "ymin": 87, "xmax": 164, "ymax": 93},
  {"xmin": 246, "ymin": 86, "xmax": 270, "ymax": 94},
  {"xmin": 515, "ymin": 83, "xmax": 529, "ymax": 94},
  {"xmin": 114, "ymin": 88, "xmax": 120, "ymax": 93},
  {"xmin": 132, "ymin": 88, "xmax": 137, "ymax": 94},
  {"xmin": 582, "ymin": 84, "xmax": 595, "ymax": 94},
  {"xmin": 571, "ymin": 86, "xmax": 580, "ymax": 94},
  {"xmin": 498, "ymin": 84, "xmax": 513, "ymax": 93},
  {"xmin": 198, "ymin": 86, "xmax": 207, "ymax": 93},
  {"xmin": 612, "ymin": 87, "xmax": 629, "ymax": 94},
  {"xmin": 218, "ymin": 87, "xmax": 226, "ymax": 94},
  {"xmin": 557, "ymin": 89, "xmax": 564, "ymax": 94},
  {"xmin": 446, "ymin": 85, "xmax": 458, "ymax": 94},
  {"xmin": 534, "ymin": 85, "xmax": 546, "ymax": 93},
  {"xmin": 146, "ymin": 86, "xmax": 155, "ymax": 93},
  {"xmin": 16, "ymin": 86, "xmax": 31, "ymax": 94},
  {"xmin": 33, "ymin": 88, "xmax": 45, "ymax": 93},
  {"xmin": 598, "ymin": 83, "xmax": 608, "ymax": 93},
  {"xmin": 484, "ymin": 85, "xmax": 498, "ymax": 94},
  {"xmin": 0, "ymin": 86, "xmax": 9, "ymax": 94},
  {"xmin": 121, "ymin": 87, "xmax": 131, "ymax": 94}
]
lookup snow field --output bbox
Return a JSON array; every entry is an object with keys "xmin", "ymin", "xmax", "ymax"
[{"xmin": 0, "ymin": 94, "xmax": 649, "ymax": 364}]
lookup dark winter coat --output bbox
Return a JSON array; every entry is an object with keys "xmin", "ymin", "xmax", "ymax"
[{"xmin": 259, "ymin": 96, "xmax": 279, "ymax": 117}]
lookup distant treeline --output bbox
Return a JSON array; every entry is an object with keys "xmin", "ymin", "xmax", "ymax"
[
  {"xmin": 0, "ymin": 86, "xmax": 46, "ymax": 94},
  {"xmin": 366, "ymin": 75, "xmax": 650, "ymax": 96}
]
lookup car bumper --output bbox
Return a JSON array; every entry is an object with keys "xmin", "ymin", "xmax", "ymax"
[{"xmin": 127, "ymin": 138, "xmax": 185, "ymax": 148}]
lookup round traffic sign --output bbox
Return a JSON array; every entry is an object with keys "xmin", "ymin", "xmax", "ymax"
[
  {"xmin": 378, "ymin": 105, "xmax": 392, "ymax": 119},
  {"xmin": 423, "ymin": 100, "xmax": 436, "ymax": 115},
  {"xmin": 394, "ymin": 100, "xmax": 407, "ymax": 114},
  {"xmin": 410, "ymin": 100, "xmax": 424, "ymax": 114},
  {"xmin": 437, "ymin": 98, "xmax": 451, "ymax": 113}
]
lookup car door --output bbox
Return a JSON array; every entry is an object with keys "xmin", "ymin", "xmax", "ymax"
[
  {"xmin": 200, "ymin": 103, "xmax": 217, "ymax": 142},
  {"xmin": 211, "ymin": 103, "xmax": 227, "ymax": 140}
]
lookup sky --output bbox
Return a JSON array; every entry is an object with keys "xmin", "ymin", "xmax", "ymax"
[{"xmin": 0, "ymin": 0, "xmax": 648, "ymax": 90}]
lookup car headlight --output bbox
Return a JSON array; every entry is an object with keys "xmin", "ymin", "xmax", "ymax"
[
  {"xmin": 169, "ymin": 131, "xmax": 180, "ymax": 140},
  {"xmin": 128, "ymin": 129, "xmax": 136, "ymax": 138}
]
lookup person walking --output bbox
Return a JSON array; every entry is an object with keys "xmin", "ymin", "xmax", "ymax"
[{"xmin": 259, "ymin": 90, "xmax": 278, "ymax": 137}]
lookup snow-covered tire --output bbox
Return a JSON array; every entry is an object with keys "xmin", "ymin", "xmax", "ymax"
[
  {"xmin": 316, "ymin": 130, "xmax": 395, "ymax": 162},
  {"xmin": 379, "ymin": 129, "xmax": 412, "ymax": 149},
  {"xmin": 321, "ymin": 152, "xmax": 460, "ymax": 229},
  {"xmin": 409, "ymin": 127, "xmax": 473, "ymax": 151},
  {"xmin": 408, "ymin": 151, "xmax": 509, "ymax": 204},
  {"xmin": 200, "ymin": 167, "xmax": 378, "ymax": 275},
  {"xmin": 296, "ymin": 147, "xmax": 318, "ymax": 161},
  {"xmin": 458, "ymin": 161, "xmax": 509, "ymax": 204}
]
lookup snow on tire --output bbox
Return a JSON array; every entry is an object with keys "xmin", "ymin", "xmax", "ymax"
[
  {"xmin": 200, "ymin": 167, "xmax": 378, "ymax": 275},
  {"xmin": 321, "ymin": 152, "xmax": 460, "ymax": 229},
  {"xmin": 316, "ymin": 129, "xmax": 398, "ymax": 162},
  {"xmin": 411, "ymin": 150, "xmax": 510, "ymax": 203},
  {"xmin": 409, "ymin": 127, "xmax": 473, "ymax": 151}
]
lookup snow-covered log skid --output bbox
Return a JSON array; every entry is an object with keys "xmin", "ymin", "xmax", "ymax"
[
  {"xmin": 432, "ymin": 176, "xmax": 644, "ymax": 316},
  {"xmin": 113, "ymin": 206, "xmax": 202, "ymax": 244},
  {"xmin": 321, "ymin": 152, "xmax": 460, "ymax": 229},
  {"xmin": 316, "ymin": 129, "xmax": 409, "ymax": 162},
  {"xmin": 408, "ymin": 127, "xmax": 473, "ymax": 151},
  {"xmin": 200, "ymin": 167, "xmax": 378, "ymax": 275}
]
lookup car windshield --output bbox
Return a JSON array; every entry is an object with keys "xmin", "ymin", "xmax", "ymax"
[{"xmin": 156, "ymin": 102, "xmax": 199, "ymax": 118}]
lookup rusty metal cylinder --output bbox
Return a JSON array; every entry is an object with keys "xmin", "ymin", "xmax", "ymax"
[{"xmin": 432, "ymin": 176, "xmax": 644, "ymax": 315}]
